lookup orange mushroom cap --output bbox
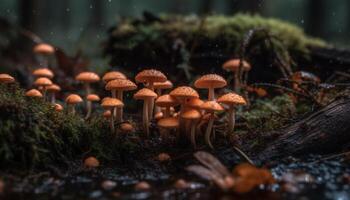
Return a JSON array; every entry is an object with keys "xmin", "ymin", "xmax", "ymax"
[
  {"xmin": 34, "ymin": 77, "xmax": 52, "ymax": 87},
  {"xmin": 75, "ymin": 72, "xmax": 100, "ymax": 83},
  {"xmin": 222, "ymin": 59, "xmax": 251, "ymax": 72},
  {"xmin": 135, "ymin": 69, "xmax": 167, "ymax": 84},
  {"xmin": 154, "ymin": 80, "xmax": 173, "ymax": 89},
  {"xmin": 169, "ymin": 86, "xmax": 199, "ymax": 100},
  {"xmin": 32, "ymin": 68, "xmax": 54, "ymax": 79},
  {"xmin": 103, "ymin": 110, "xmax": 112, "ymax": 118},
  {"xmin": 102, "ymin": 71, "xmax": 127, "ymax": 83},
  {"xmin": 157, "ymin": 117, "xmax": 179, "ymax": 128},
  {"xmin": 33, "ymin": 43, "xmax": 55, "ymax": 55},
  {"xmin": 200, "ymin": 101, "xmax": 224, "ymax": 112},
  {"xmin": 54, "ymin": 103, "xmax": 63, "ymax": 111},
  {"xmin": 194, "ymin": 74, "xmax": 227, "ymax": 89},
  {"xmin": 46, "ymin": 84, "xmax": 61, "ymax": 93},
  {"xmin": 133, "ymin": 88, "xmax": 158, "ymax": 100},
  {"xmin": 187, "ymin": 98, "xmax": 204, "ymax": 109},
  {"xmin": 87, "ymin": 94, "xmax": 100, "ymax": 102},
  {"xmin": 0, "ymin": 74, "xmax": 15, "ymax": 83},
  {"xmin": 65, "ymin": 94, "xmax": 83, "ymax": 104},
  {"xmin": 217, "ymin": 92, "xmax": 247, "ymax": 106},
  {"xmin": 101, "ymin": 98, "xmax": 124, "ymax": 109},
  {"xmin": 181, "ymin": 109, "xmax": 201, "ymax": 120},
  {"xmin": 155, "ymin": 94, "xmax": 179, "ymax": 107},
  {"xmin": 105, "ymin": 79, "xmax": 137, "ymax": 91},
  {"xmin": 25, "ymin": 89, "xmax": 43, "ymax": 97}
]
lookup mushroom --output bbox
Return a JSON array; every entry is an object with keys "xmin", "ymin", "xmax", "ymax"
[
  {"xmin": 217, "ymin": 92, "xmax": 247, "ymax": 137},
  {"xmin": 0, "ymin": 74, "xmax": 15, "ymax": 84},
  {"xmin": 134, "ymin": 181, "xmax": 151, "ymax": 190},
  {"xmin": 169, "ymin": 86, "xmax": 199, "ymax": 135},
  {"xmin": 194, "ymin": 74, "xmax": 227, "ymax": 101},
  {"xmin": 33, "ymin": 77, "xmax": 52, "ymax": 98},
  {"xmin": 157, "ymin": 117, "xmax": 179, "ymax": 141},
  {"xmin": 32, "ymin": 68, "xmax": 54, "ymax": 79},
  {"xmin": 154, "ymin": 80, "xmax": 173, "ymax": 113},
  {"xmin": 200, "ymin": 101, "xmax": 224, "ymax": 149},
  {"xmin": 101, "ymin": 97, "xmax": 124, "ymax": 134},
  {"xmin": 85, "ymin": 94, "xmax": 100, "ymax": 119},
  {"xmin": 54, "ymin": 103, "xmax": 63, "ymax": 111},
  {"xmin": 181, "ymin": 109, "xmax": 201, "ymax": 148},
  {"xmin": 33, "ymin": 43, "xmax": 55, "ymax": 67},
  {"xmin": 46, "ymin": 84, "xmax": 61, "ymax": 103},
  {"xmin": 25, "ymin": 89, "xmax": 43, "ymax": 98},
  {"xmin": 135, "ymin": 69, "xmax": 167, "ymax": 119},
  {"xmin": 105, "ymin": 79, "xmax": 137, "ymax": 121},
  {"xmin": 222, "ymin": 59, "xmax": 251, "ymax": 92},
  {"xmin": 187, "ymin": 98, "xmax": 204, "ymax": 113},
  {"xmin": 120, "ymin": 122, "xmax": 134, "ymax": 134},
  {"xmin": 75, "ymin": 72, "xmax": 100, "ymax": 113},
  {"xmin": 155, "ymin": 94, "xmax": 179, "ymax": 118},
  {"xmin": 65, "ymin": 94, "xmax": 83, "ymax": 115},
  {"xmin": 102, "ymin": 71, "xmax": 127, "ymax": 83},
  {"xmin": 133, "ymin": 88, "xmax": 158, "ymax": 138},
  {"xmin": 103, "ymin": 110, "xmax": 112, "ymax": 119},
  {"xmin": 83, "ymin": 156, "xmax": 100, "ymax": 168}
]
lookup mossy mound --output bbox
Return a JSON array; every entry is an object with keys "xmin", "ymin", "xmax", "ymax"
[{"xmin": 105, "ymin": 14, "xmax": 326, "ymax": 83}]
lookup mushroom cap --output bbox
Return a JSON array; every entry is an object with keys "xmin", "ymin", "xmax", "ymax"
[
  {"xmin": 83, "ymin": 156, "xmax": 100, "ymax": 168},
  {"xmin": 187, "ymin": 98, "xmax": 204, "ymax": 109},
  {"xmin": 169, "ymin": 86, "xmax": 199, "ymax": 100},
  {"xmin": 135, "ymin": 69, "xmax": 167, "ymax": 84},
  {"xmin": 181, "ymin": 109, "xmax": 201, "ymax": 120},
  {"xmin": 133, "ymin": 88, "xmax": 157, "ymax": 100},
  {"xmin": 105, "ymin": 79, "xmax": 137, "ymax": 91},
  {"xmin": 25, "ymin": 89, "xmax": 43, "ymax": 97},
  {"xmin": 103, "ymin": 110, "xmax": 112, "ymax": 118},
  {"xmin": 120, "ymin": 122, "xmax": 134, "ymax": 132},
  {"xmin": 33, "ymin": 68, "xmax": 54, "ymax": 79},
  {"xmin": 200, "ymin": 101, "xmax": 224, "ymax": 112},
  {"xmin": 222, "ymin": 59, "xmax": 251, "ymax": 72},
  {"xmin": 87, "ymin": 94, "xmax": 100, "ymax": 102},
  {"xmin": 101, "ymin": 97, "xmax": 124, "ymax": 109},
  {"xmin": 33, "ymin": 43, "xmax": 55, "ymax": 55},
  {"xmin": 46, "ymin": 84, "xmax": 61, "ymax": 92},
  {"xmin": 65, "ymin": 94, "xmax": 83, "ymax": 104},
  {"xmin": 154, "ymin": 80, "xmax": 173, "ymax": 90},
  {"xmin": 75, "ymin": 72, "xmax": 100, "ymax": 83},
  {"xmin": 0, "ymin": 74, "xmax": 15, "ymax": 83},
  {"xmin": 54, "ymin": 103, "xmax": 63, "ymax": 111},
  {"xmin": 102, "ymin": 71, "xmax": 127, "ymax": 83},
  {"xmin": 34, "ymin": 77, "xmax": 52, "ymax": 87},
  {"xmin": 217, "ymin": 92, "xmax": 247, "ymax": 106},
  {"xmin": 155, "ymin": 94, "xmax": 179, "ymax": 107},
  {"xmin": 194, "ymin": 74, "xmax": 227, "ymax": 89},
  {"xmin": 157, "ymin": 117, "xmax": 179, "ymax": 128},
  {"xmin": 154, "ymin": 112, "xmax": 164, "ymax": 120}
]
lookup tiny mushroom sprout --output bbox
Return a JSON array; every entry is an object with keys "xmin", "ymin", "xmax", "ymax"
[
  {"xmin": 181, "ymin": 109, "xmax": 201, "ymax": 148},
  {"xmin": 83, "ymin": 156, "xmax": 100, "ymax": 168},
  {"xmin": 105, "ymin": 79, "xmax": 137, "ymax": 121},
  {"xmin": 133, "ymin": 88, "xmax": 158, "ymax": 138},
  {"xmin": 155, "ymin": 94, "xmax": 179, "ymax": 118},
  {"xmin": 32, "ymin": 68, "xmax": 54, "ymax": 79},
  {"xmin": 25, "ymin": 89, "xmax": 43, "ymax": 98},
  {"xmin": 75, "ymin": 72, "xmax": 100, "ymax": 112},
  {"xmin": 85, "ymin": 94, "xmax": 100, "ymax": 119},
  {"xmin": 135, "ymin": 69, "xmax": 167, "ymax": 119},
  {"xmin": 217, "ymin": 92, "xmax": 247, "ymax": 137},
  {"xmin": 34, "ymin": 77, "xmax": 52, "ymax": 97},
  {"xmin": 46, "ymin": 84, "xmax": 61, "ymax": 103},
  {"xmin": 102, "ymin": 71, "xmax": 127, "ymax": 83},
  {"xmin": 0, "ymin": 74, "xmax": 15, "ymax": 84},
  {"xmin": 54, "ymin": 103, "xmax": 63, "ymax": 111},
  {"xmin": 103, "ymin": 110, "xmax": 112, "ymax": 119},
  {"xmin": 101, "ymin": 97, "xmax": 124, "ymax": 134},
  {"xmin": 157, "ymin": 117, "xmax": 180, "ymax": 141},
  {"xmin": 200, "ymin": 101, "xmax": 224, "ymax": 149},
  {"xmin": 154, "ymin": 80, "xmax": 173, "ymax": 113},
  {"xmin": 222, "ymin": 59, "xmax": 251, "ymax": 92},
  {"xmin": 194, "ymin": 74, "xmax": 227, "ymax": 100},
  {"xmin": 33, "ymin": 43, "xmax": 55, "ymax": 67},
  {"xmin": 65, "ymin": 94, "xmax": 83, "ymax": 115}
]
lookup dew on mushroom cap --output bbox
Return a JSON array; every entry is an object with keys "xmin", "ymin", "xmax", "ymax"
[
  {"xmin": 0, "ymin": 74, "xmax": 15, "ymax": 83},
  {"xmin": 194, "ymin": 74, "xmax": 227, "ymax": 100},
  {"xmin": 32, "ymin": 68, "xmax": 54, "ymax": 79},
  {"xmin": 102, "ymin": 71, "xmax": 127, "ymax": 83},
  {"xmin": 25, "ymin": 89, "xmax": 43, "ymax": 97}
]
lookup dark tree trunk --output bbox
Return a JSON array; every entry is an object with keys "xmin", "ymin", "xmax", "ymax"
[
  {"xmin": 257, "ymin": 98, "xmax": 350, "ymax": 161},
  {"xmin": 227, "ymin": 0, "xmax": 263, "ymax": 14},
  {"xmin": 305, "ymin": 0, "xmax": 326, "ymax": 37},
  {"xmin": 18, "ymin": 0, "xmax": 40, "ymax": 31},
  {"xmin": 89, "ymin": 0, "xmax": 104, "ymax": 28}
]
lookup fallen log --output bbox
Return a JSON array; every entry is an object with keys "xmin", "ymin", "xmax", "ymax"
[{"xmin": 257, "ymin": 97, "xmax": 350, "ymax": 161}]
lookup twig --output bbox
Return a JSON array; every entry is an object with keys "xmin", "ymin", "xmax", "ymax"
[
  {"xmin": 232, "ymin": 145, "xmax": 255, "ymax": 165},
  {"xmin": 310, "ymin": 150, "xmax": 350, "ymax": 164}
]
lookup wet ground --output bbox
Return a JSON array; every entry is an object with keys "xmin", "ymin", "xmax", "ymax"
[{"xmin": 1, "ymin": 153, "xmax": 350, "ymax": 200}]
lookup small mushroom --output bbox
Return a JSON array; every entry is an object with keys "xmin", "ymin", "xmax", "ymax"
[
  {"xmin": 154, "ymin": 80, "xmax": 173, "ymax": 113},
  {"xmin": 85, "ymin": 94, "xmax": 100, "ymax": 119},
  {"xmin": 65, "ymin": 94, "xmax": 83, "ymax": 115},
  {"xmin": 33, "ymin": 77, "xmax": 52, "ymax": 98},
  {"xmin": 135, "ymin": 69, "xmax": 167, "ymax": 120},
  {"xmin": 0, "ymin": 73, "xmax": 15, "ymax": 84},
  {"xmin": 157, "ymin": 153, "xmax": 171, "ymax": 162},
  {"xmin": 46, "ymin": 84, "xmax": 61, "ymax": 103},
  {"xmin": 32, "ymin": 68, "xmax": 54, "ymax": 79},
  {"xmin": 134, "ymin": 181, "xmax": 151, "ymax": 190},
  {"xmin": 54, "ymin": 103, "xmax": 63, "ymax": 111},
  {"xmin": 83, "ymin": 156, "xmax": 100, "ymax": 168},
  {"xmin": 33, "ymin": 43, "xmax": 55, "ymax": 67},
  {"xmin": 103, "ymin": 110, "xmax": 112, "ymax": 119},
  {"xmin": 101, "ymin": 97, "xmax": 124, "ymax": 134},
  {"xmin": 25, "ymin": 89, "xmax": 43, "ymax": 98},
  {"xmin": 155, "ymin": 94, "xmax": 179, "ymax": 118},
  {"xmin": 181, "ymin": 109, "xmax": 201, "ymax": 148},
  {"xmin": 157, "ymin": 117, "xmax": 179, "ymax": 141},
  {"xmin": 75, "ymin": 72, "xmax": 100, "ymax": 113},
  {"xmin": 105, "ymin": 79, "xmax": 137, "ymax": 121},
  {"xmin": 120, "ymin": 122, "xmax": 134, "ymax": 134},
  {"xmin": 200, "ymin": 101, "xmax": 224, "ymax": 149},
  {"xmin": 222, "ymin": 59, "xmax": 251, "ymax": 92},
  {"xmin": 194, "ymin": 74, "xmax": 227, "ymax": 100},
  {"xmin": 102, "ymin": 71, "xmax": 127, "ymax": 83},
  {"xmin": 217, "ymin": 93, "xmax": 247, "ymax": 137},
  {"xmin": 133, "ymin": 88, "xmax": 158, "ymax": 138}
]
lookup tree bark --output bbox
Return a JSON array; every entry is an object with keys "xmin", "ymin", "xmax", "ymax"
[{"xmin": 257, "ymin": 98, "xmax": 350, "ymax": 161}]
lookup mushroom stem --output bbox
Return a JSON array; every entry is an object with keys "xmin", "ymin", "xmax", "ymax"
[
  {"xmin": 116, "ymin": 91, "xmax": 123, "ymax": 122},
  {"xmin": 71, "ymin": 105, "xmax": 76, "ymax": 115},
  {"xmin": 111, "ymin": 89, "xmax": 117, "ymax": 118},
  {"xmin": 164, "ymin": 106, "xmax": 170, "ymax": 118},
  {"xmin": 155, "ymin": 89, "xmax": 162, "ymax": 114},
  {"xmin": 50, "ymin": 93, "xmax": 56, "ymax": 103},
  {"xmin": 148, "ymin": 82, "xmax": 155, "ymax": 120},
  {"xmin": 208, "ymin": 87, "xmax": 215, "ymax": 100},
  {"xmin": 110, "ymin": 110, "xmax": 115, "ymax": 134},
  {"xmin": 143, "ymin": 100, "xmax": 150, "ymax": 138},
  {"xmin": 227, "ymin": 106, "xmax": 236, "ymax": 136},
  {"xmin": 234, "ymin": 71, "xmax": 240, "ymax": 92},
  {"xmin": 85, "ymin": 101, "xmax": 92, "ymax": 119},
  {"xmin": 42, "ymin": 87, "xmax": 47, "ymax": 100},
  {"xmin": 190, "ymin": 123, "xmax": 197, "ymax": 149},
  {"xmin": 205, "ymin": 114, "xmax": 215, "ymax": 149},
  {"xmin": 85, "ymin": 83, "xmax": 91, "ymax": 115}
]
